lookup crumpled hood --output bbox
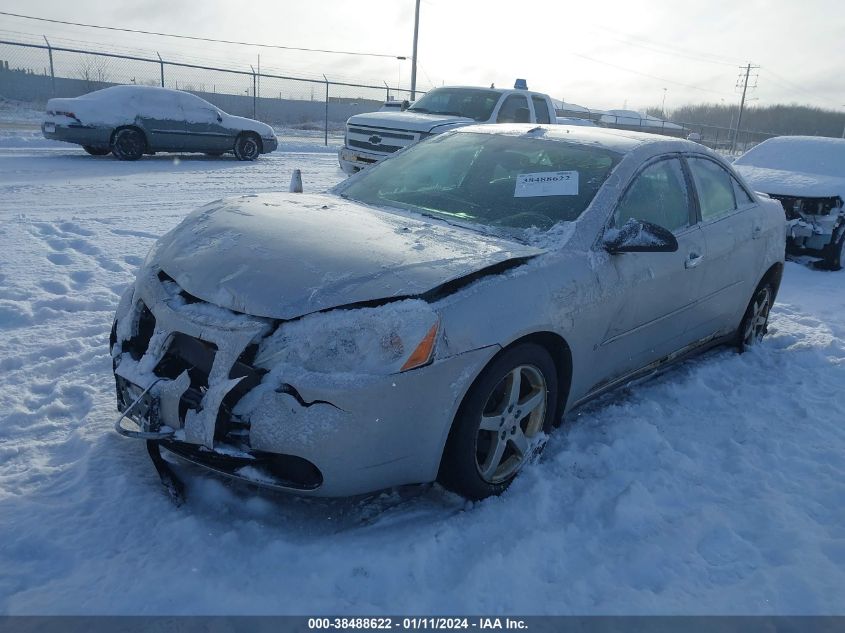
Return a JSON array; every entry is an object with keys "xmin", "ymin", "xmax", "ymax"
[
  {"xmin": 151, "ymin": 193, "xmax": 544, "ymax": 320},
  {"xmin": 735, "ymin": 165, "xmax": 845, "ymax": 199},
  {"xmin": 347, "ymin": 110, "xmax": 474, "ymax": 133}
]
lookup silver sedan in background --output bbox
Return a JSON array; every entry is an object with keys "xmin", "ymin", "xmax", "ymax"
[
  {"xmin": 42, "ymin": 85, "xmax": 278, "ymax": 161},
  {"xmin": 111, "ymin": 125, "xmax": 785, "ymax": 501}
]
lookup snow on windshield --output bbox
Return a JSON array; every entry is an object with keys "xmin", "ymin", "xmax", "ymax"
[
  {"xmin": 735, "ymin": 136, "xmax": 845, "ymax": 177},
  {"xmin": 339, "ymin": 131, "xmax": 621, "ymax": 239}
]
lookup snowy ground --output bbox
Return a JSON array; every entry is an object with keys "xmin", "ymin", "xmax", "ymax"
[{"xmin": 0, "ymin": 126, "xmax": 844, "ymax": 615}]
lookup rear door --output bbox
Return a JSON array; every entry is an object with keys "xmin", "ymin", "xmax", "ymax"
[
  {"xmin": 132, "ymin": 90, "xmax": 186, "ymax": 151},
  {"xmin": 496, "ymin": 94, "xmax": 530, "ymax": 123},
  {"xmin": 685, "ymin": 155, "xmax": 762, "ymax": 338},
  {"xmin": 594, "ymin": 155, "xmax": 708, "ymax": 381}
]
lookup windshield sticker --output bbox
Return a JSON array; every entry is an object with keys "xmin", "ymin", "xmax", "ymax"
[{"xmin": 514, "ymin": 171, "xmax": 579, "ymax": 197}]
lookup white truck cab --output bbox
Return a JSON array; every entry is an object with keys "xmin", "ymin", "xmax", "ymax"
[{"xmin": 338, "ymin": 83, "xmax": 557, "ymax": 175}]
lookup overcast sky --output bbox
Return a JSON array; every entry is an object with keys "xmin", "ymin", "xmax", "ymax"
[{"xmin": 1, "ymin": 0, "xmax": 843, "ymax": 113}]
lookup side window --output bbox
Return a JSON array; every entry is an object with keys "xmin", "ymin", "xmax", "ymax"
[
  {"xmin": 134, "ymin": 90, "xmax": 180, "ymax": 118},
  {"xmin": 614, "ymin": 158, "xmax": 691, "ymax": 233},
  {"xmin": 531, "ymin": 96, "xmax": 551, "ymax": 124},
  {"xmin": 687, "ymin": 156, "xmax": 737, "ymax": 220},
  {"xmin": 497, "ymin": 95, "xmax": 530, "ymax": 123},
  {"xmin": 732, "ymin": 177, "xmax": 754, "ymax": 205}
]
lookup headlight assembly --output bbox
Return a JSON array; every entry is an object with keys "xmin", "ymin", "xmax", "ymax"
[{"xmin": 254, "ymin": 300, "xmax": 439, "ymax": 375}]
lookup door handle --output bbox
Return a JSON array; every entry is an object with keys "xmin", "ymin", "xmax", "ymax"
[
  {"xmin": 752, "ymin": 225, "xmax": 762, "ymax": 239},
  {"xmin": 685, "ymin": 252, "xmax": 703, "ymax": 269}
]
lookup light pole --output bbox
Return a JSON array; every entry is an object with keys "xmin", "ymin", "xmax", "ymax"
[
  {"xmin": 410, "ymin": 0, "xmax": 420, "ymax": 99},
  {"xmin": 661, "ymin": 88, "xmax": 667, "ymax": 118}
]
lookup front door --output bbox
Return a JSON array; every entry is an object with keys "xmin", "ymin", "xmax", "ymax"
[
  {"xmin": 178, "ymin": 93, "xmax": 235, "ymax": 153},
  {"xmin": 592, "ymin": 156, "xmax": 707, "ymax": 385},
  {"xmin": 132, "ymin": 90, "xmax": 186, "ymax": 151}
]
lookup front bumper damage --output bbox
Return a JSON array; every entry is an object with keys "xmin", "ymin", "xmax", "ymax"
[{"xmin": 111, "ymin": 268, "xmax": 496, "ymax": 499}]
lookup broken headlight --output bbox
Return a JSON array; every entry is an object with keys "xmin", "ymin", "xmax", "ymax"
[{"xmin": 254, "ymin": 300, "xmax": 439, "ymax": 375}]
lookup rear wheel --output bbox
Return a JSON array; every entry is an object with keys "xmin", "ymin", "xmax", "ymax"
[
  {"xmin": 438, "ymin": 343, "xmax": 558, "ymax": 500},
  {"xmin": 111, "ymin": 128, "xmax": 145, "ymax": 161},
  {"xmin": 737, "ymin": 282, "xmax": 774, "ymax": 351},
  {"xmin": 83, "ymin": 145, "xmax": 110, "ymax": 156},
  {"xmin": 233, "ymin": 133, "xmax": 261, "ymax": 161}
]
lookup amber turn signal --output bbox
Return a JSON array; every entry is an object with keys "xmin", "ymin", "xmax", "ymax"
[{"xmin": 400, "ymin": 322, "xmax": 439, "ymax": 372}]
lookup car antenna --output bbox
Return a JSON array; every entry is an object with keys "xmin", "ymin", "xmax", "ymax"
[{"xmin": 289, "ymin": 169, "xmax": 303, "ymax": 193}]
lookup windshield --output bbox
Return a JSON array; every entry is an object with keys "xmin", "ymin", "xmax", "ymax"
[
  {"xmin": 735, "ymin": 137, "xmax": 845, "ymax": 178},
  {"xmin": 408, "ymin": 88, "xmax": 502, "ymax": 121},
  {"xmin": 339, "ymin": 131, "xmax": 622, "ymax": 233}
]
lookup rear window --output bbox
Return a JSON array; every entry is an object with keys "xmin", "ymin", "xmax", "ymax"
[
  {"xmin": 532, "ymin": 96, "xmax": 551, "ymax": 124},
  {"xmin": 340, "ymin": 131, "xmax": 622, "ymax": 233}
]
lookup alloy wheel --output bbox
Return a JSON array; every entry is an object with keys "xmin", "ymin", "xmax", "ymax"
[{"xmin": 475, "ymin": 364, "xmax": 547, "ymax": 484}]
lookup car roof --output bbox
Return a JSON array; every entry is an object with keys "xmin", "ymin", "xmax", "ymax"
[
  {"xmin": 83, "ymin": 85, "xmax": 185, "ymax": 99},
  {"xmin": 424, "ymin": 86, "xmax": 550, "ymax": 99},
  {"xmin": 454, "ymin": 123, "xmax": 702, "ymax": 155}
]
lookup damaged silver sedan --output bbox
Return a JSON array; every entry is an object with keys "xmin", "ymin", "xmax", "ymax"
[{"xmin": 111, "ymin": 124, "xmax": 786, "ymax": 500}]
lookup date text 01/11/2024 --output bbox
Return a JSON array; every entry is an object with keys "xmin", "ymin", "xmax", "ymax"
[{"xmin": 307, "ymin": 617, "xmax": 528, "ymax": 630}]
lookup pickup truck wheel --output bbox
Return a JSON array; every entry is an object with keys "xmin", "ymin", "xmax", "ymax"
[
  {"xmin": 111, "ymin": 128, "xmax": 145, "ymax": 161},
  {"xmin": 737, "ymin": 283, "xmax": 773, "ymax": 351},
  {"xmin": 83, "ymin": 145, "xmax": 110, "ymax": 156},
  {"xmin": 438, "ymin": 343, "xmax": 557, "ymax": 500},
  {"xmin": 233, "ymin": 133, "xmax": 261, "ymax": 161}
]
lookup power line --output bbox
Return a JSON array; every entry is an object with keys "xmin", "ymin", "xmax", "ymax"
[
  {"xmin": 563, "ymin": 48, "xmax": 734, "ymax": 98},
  {"xmin": 759, "ymin": 68, "xmax": 844, "ymax": 109},
  {"xmin": 0, "ymin": 11, "xmax": 407, "ymax": 59},
  {"xmin": 587, "ymin": 25, "xmax": 744, "ymax": 68}
]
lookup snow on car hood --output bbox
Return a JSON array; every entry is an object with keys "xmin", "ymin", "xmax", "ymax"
[
  {"xmin": 346, "ymin": 110, "xmax": 474, "ymax": 133},
  {"xmin": 223, "ymin": 114, "xmax": 274, "ymax": 138},
  {"xmin": 151, "ymin": 193, "xmax": 544, "ymax": 320},
  {"xmin": 735, "ymin": 164, "xmax": 845, "ymax": 198}
]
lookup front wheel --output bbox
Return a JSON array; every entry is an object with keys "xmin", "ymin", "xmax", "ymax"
[
  {"xmin": 825, "ymin": 232, "xmax": 845, "ymax": 271},
  {"xmin": 737, "ymin": 283, "xmax": 774, "ymax": 351},
  {"xmin": 438, "ymin": 343, "xmax": 558, "ymax": 500},
  {"xmin": 83, "ymin": 145, "xmax": 110, "ymax": 156},
  {"xmin": 111, "ymin": 128, "xmax": 145, "ymax": 161},
  {"xmin": 233, "ymin": 134, "xmax": 261, "ymax": 161}
]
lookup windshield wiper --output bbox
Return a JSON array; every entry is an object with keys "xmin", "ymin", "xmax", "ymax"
[
  {"xmin": 430, "ymin": 111, "xmax": 465, "ymax": 117},
  {"xmin": 408, "ymin": 107, "xmax": 430, "ymax": 113}
]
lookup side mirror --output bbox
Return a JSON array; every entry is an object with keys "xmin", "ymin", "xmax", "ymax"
[
  {"xmin": 603, "ymin": 218, "xmax": 679, "ymax": 254},
  {"xmin": 400, "ymin": 100, "xmax": 410, "ymax": 111},
  {"xmin": 215, "ymin": 111, "xmax": 223, "ymax": 123}
]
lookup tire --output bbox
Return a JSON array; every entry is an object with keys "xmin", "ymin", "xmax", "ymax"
[
  {"xmin": 111, "ymin": 128, "xmax": 145, "ymax": 161},
  {"xmin": 233, "ymin": 133, "xmax": 261, "ymax": 161},
  {"xmin": 737, "ymin": 282, "xmax": 774, "ymax": 351},
  {"xmin": 438, "ymin": 343, "xmax": 558, "ymax": 500},
  {"xmin": 825, "ymin": 232, "xmax": 845, "ymax": 271},
  {"xmin": 83, "ymin": 145, "xmax": 110, "ymax": 156}
]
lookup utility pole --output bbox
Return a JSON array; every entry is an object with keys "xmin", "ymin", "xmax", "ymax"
[
  {"xmin": 410, "ymin": 0, "xmax": 420, "ymax": 99},
  {"xmin": 732, "ymin": 62, "xmax": 759, "ymax": 153}
]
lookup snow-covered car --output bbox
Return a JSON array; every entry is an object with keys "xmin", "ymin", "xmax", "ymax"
[
  {"xmin": 734, "ymin": 135, "xmax": 845, "ymax": 269},
  {"xmin": 42, "ymin": 85, "xmax": 278, "ymax": 161},
  {"xmin": 111, "ymin": 125, "xmax": 785, "ymax": 501}
]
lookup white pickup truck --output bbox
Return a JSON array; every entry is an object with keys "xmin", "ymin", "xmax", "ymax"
[{"xmin": 338, "ymin": 84, "xmax": 557, "ymax": 174}]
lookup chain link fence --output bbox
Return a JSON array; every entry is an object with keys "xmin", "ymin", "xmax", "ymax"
[
  {"xmin": 0, "ymin": 36, "xmax": 419, "ymax": 145},
  {"xmin": 0, "ymin": 34, "xmax": 779, "ymax": 153}
]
